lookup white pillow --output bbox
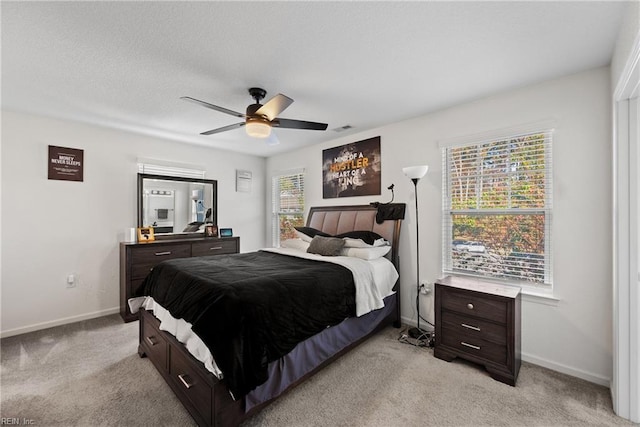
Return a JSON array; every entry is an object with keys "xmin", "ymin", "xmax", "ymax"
[
  {"xmin": 342, "ymin": 237, "xmax": 389, "ymax": 248},
  {"xmin": 340, "ymin": 245, "xmax": 391, "ymax": 260},
  {"xmin": 280, "ymin": 238, "xmax": 311, "ymax": 252}
]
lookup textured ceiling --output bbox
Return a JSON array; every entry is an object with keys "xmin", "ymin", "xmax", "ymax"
[{"xmin": 1, "ymin": 1, "xmax": 628, "ymax": 157}]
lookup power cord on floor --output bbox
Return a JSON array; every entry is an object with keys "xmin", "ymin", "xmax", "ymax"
[{"xmin": 398, "ymin": 325, "xmax": 435, "ymax": 348}]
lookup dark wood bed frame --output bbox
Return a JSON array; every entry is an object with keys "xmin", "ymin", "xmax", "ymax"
[{"xmin": 137, "ymin": 204, "xmax": 404, "ymax": 426}]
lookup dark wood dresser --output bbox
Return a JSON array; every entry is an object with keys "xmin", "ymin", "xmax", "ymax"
[
  {"xmin": 120, "ymin": 236, "xmax": 240, "ymax": 322},
  {"xmin": 434, "ymin": 275, "xmax": 521, "ymax": 386}
]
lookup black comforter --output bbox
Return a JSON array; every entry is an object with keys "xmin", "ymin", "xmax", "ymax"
[{"xmin": 137, "ymin": 250, "xmax": 356, "ymax": 398}]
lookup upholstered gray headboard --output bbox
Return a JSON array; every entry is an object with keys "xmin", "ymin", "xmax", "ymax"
[{"xmin": 306, "ymin": 205, "xmax": 403, "ymax": 269}]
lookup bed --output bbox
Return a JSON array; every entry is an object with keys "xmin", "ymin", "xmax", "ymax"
[{"xmin": 133, "ymin": 204, "xmax": 405, "ymax": 426}]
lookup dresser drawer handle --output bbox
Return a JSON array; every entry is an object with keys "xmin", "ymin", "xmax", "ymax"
[
  {"xmin": 467, "ymin": 303, "xmax": 474, "ymax": 310},
  {"xmin": 461, "ymin": 341, "xmax": 481, "ymax": 350},
  {"xmin": 145, "ymin": 336, "xmax": 157, "ymax": 346},
  {"xmin": 209, "ymin": 246, "xmax": 223, "ymax": 250},
  {"xmin": 461, "ymin": 323, "xmax": 481, "ymax": 331},
  {"xmin": 155, "ymin": 251, "xmax": 172, "ymax": 256},
  {"xmin": 178, "ymin": 374, "xmax": 193, "ymax": 389}
]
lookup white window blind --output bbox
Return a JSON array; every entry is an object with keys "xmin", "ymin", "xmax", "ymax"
[
  {"xmin": 272, "ymin": 170, "xmax": 305, "ymax": 247},
  {"xmin": 137, "ymin": 161, "xmax": 205, "ymax": 179},
  {"xmin": 442, "ymin": 130, "xmax": 553, "ymax": 285}
]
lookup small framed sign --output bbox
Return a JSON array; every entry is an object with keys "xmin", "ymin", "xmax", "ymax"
[
  {"xmin": 236, "ymin": 170, "xmax": 252, "ymax": 193},
  {"xmin": 48, "ymin": 145, "xmax": 84, "ymax": 182},
  {"xmin": 137, "ymin": 227, "xmax": 155, "ymax": 243},
  {"xmin": 205, "ymin": 224, "xmax": 218, "ymax": 237},
  {"xmin": 220, "ymin": 228, "xmax": 233, "ymax": 238}
]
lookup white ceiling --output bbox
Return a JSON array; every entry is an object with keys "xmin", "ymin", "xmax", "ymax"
[{"xmin": 1, "ymin": 1, "xmax": 628, "ymax": 157}]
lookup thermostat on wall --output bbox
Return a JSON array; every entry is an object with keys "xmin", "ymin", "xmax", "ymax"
[{"xmin": 220, "ymin": 228, "xmax": 233, "ymax": 237}]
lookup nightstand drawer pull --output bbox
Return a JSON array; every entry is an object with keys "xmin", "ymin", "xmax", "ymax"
[
  {"xmin": 467, "ymin": 303, "xmax": 474, "ymax": 310},
  {"xmin": 178, "ymin": 374, "xmax": 193, "ymax": 389},
  {"xmin": 461, "ymin": 323, "xmax": 481, "ymax": 331},
  {"xmin": 146, "ymin": 336, "xmax": 157, "ymax": 346},
  {"xmin": 461, "ymin": 341, "xmax": 481, "ymax": 350},
  {"xmin": 154, "ymin": 251, "xmax": 172, "ymax": 256},
  {"xmin": 209, "ymin": 246, "xmax": 223, "ymax": 250}
]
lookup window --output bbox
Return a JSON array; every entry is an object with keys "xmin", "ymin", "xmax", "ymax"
[
  {"xmin": 272, "ymin": 170, "xmax": 305, "ymax": 247},
  {"xmin": 442, "ymin": 130, "xmax": 552, "ymax": 286}
]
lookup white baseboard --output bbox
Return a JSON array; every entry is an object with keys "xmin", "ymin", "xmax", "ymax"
[
  {"xmin": 0, "ymin": 307, "xmax": 120, "ymax": 338},
  {"xmin": 521, "ymin": 352, "xmax": 610, "ymax": 387},
  {"xmin": 399, "ymin": 315, "xmax": 610, "ymax": 387}
]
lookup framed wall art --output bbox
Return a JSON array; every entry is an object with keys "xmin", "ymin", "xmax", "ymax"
[
  {"xmin": 48, "ymin": 145, "xmax": 84, "ymax": 182},
  {"xmin": 322, "ymin": 136, "xmax": 381, "ymax": 199}
]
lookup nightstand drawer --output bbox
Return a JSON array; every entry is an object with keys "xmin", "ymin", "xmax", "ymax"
[
  {"xmin": 130, "ymin": 244, "xmax": 191, "ymax": 265},
  {"xmin": 441, "ymin": 325, "xmax": 507, "ymax": 365},
  {"xmin": 191, "ymin": 239, "xmax": 238, "ymax": 257},
  {"xmin": 441, "ymin": 311, "xmax": 507, "ymax": 345},
  {"xmin": 441, "ymin": 289, "xmax": 507, "ymax": 324}
]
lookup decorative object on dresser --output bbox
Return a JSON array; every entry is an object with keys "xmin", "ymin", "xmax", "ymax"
[
  {"xmin": 402, "ymin": 164, "xmax": 431, "ymax": 346},
  {"xmin": 137, "ymin": 226, "xmax": 155, "ymax": 242},
  {"xmin": 119, "ymin": 236, "xmax": 240, "ymax": 322},
  {"xmin": 204, "ymin": 224, "xmax": 218, "ymax": 237},
  {"xmin": 434, "ymin": 275, "xmax": 521, "ymax": 386}
]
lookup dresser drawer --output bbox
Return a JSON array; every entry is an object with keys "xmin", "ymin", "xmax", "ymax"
[
  {"xmin": 130, "ymin": 244, "xmax": 191, "ymax": 265},
  {"xmin": 441, "ymin": 311, "xmax": 507, "ymax": 345},
  {"xmin": 141, "ymin": 312, "xmax": 168, "ymax": 371},
  {"xmin": 441, "ymin": 325, "xmax": 507, "ymax": 365},
  {"xmin": 441, "ymin": 289, "xmax": 507, "ymax": 324},
  {"xmin": 191, "ymin": 239, "xmax": 238, "ymax": 257},
  {"xmin": 169, "ymin": 346, "xmax": 213, "ymax": 426}
]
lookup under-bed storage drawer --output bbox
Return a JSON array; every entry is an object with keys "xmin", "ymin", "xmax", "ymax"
[
  {"xmin": 169, "ymin": 345, "xmax": 213, "ymax": 426},
  {"xmin": 140, "ymin": 310, "xmax": 168, "ymax": 371}
]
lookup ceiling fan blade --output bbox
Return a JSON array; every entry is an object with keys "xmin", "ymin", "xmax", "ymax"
[
  {"xmin": 272, "ymin": 118, "xmax": 328, "ymax": 131},
  {"xmin": 255, "ymin": 94, "xmax": 293, "ymax": 121},
  {"xmin": 181, "ymin": 96, "xmax": 245, "ymax": 118},
  {"xmin": 200, "ymin": 122, "xmax": 245, "ymax": 136}
]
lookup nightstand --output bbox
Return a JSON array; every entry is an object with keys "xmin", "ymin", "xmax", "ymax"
[{"xmin": 434, "ymin": 276, "xmax": 521, "ymax": 386}]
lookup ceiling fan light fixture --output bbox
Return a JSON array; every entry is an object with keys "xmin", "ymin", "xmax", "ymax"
[{"xmin": 245, "ymin": 117, "xmax": 271, "ymax": 138}]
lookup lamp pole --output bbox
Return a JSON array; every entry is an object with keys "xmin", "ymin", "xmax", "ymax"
[
  {"xmin": 411, "ymin": 177, "xmax": 422, "ymax": 333},
  {"xmin": 403, "ymin": 164, "xmax": 429, "ymax": 341}
]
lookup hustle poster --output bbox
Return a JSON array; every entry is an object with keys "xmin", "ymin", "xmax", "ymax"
[{"xmin": 322, "ymin": 136, "xmax": 381, "ymax": 198}]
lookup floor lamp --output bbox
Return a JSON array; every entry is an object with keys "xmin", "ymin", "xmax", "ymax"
[{"xmin": 403, "ymin": 165, "xmax": 430, "ymax": 342}]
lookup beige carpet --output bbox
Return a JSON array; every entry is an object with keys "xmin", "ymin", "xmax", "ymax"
[{"xmin": 0, "ymin": 314, "xmax": 634, "ymax": 426}]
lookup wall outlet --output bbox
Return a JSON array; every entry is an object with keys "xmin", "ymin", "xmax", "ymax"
[
  {"xmin": 66, "ymin": 274, "xmax": 76, "ymax": 288},
  {"xmin": 419, "ymin": 282, "xmax": 432, "ymax": 295}
]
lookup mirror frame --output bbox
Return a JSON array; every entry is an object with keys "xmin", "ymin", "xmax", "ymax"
[{"xmin": 137, "ymin": 173, "xmax": 218, "ymax": 237}]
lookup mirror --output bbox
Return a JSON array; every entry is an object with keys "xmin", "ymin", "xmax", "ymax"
[{"xmin": 137, "ymin": 174, "xmax": 217, "ymax": 236}]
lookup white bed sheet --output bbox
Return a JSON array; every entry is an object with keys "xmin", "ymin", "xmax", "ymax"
[
  {"xmin": 128, "ymin": 248, "xmax": 399, "ymax": 376},
  {"xmin": 129, "ymin": 296, "xmax": 223, "ymax": 378}
]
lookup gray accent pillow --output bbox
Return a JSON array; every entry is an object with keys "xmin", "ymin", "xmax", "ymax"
[{"xmin": 307, "ymin": 235, "xmax": 345, "ymax": 256}]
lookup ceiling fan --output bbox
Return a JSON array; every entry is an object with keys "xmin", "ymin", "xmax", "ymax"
[{"xmin": 182, "ymin": 88, "xmax": 328, "ymax": 143}]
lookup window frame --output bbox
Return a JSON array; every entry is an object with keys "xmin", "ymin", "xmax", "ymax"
[
  {"xmin": 271, "ymin": 169, "xmax": 305, "ymax": 247},
  {"xmin": 441, "ymin": 129, "xmax": 553, "ymax": 288}
]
